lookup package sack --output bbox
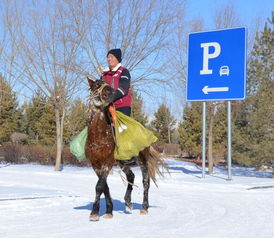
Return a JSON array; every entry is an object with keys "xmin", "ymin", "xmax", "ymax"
[
  {"xmin": 114, "ymin": 111, "xmax": 158, "ymax": 160},
  {"xmin": 69, "ymin": 111, "xmax": 158, "ymax": 161},
  {"xmin": 70, "ymin": 127, "xmax": 88, "ymax": 161}
]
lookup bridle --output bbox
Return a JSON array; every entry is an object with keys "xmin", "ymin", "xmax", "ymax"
[
  {"xmin": 90, "ymin": 81, "xmax": 110, "ymax": 103},
  {"xmin": 88, "ymin": 81, "xmax": 118, "ymax": 146}
]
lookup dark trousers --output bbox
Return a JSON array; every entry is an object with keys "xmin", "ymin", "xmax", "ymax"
[{"xmin": 116, "ymin": 106, "xmax": 131, "ymax": 117}]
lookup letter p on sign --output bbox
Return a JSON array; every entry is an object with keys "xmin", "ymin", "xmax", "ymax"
[{"xmin": 200, "ymin": 42, "xmax": 221, "ymax": 75}]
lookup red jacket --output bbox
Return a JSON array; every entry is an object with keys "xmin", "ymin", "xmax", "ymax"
[{"xmin": 101, "ymin": 66, "xmax": 132, "ymax": 108}]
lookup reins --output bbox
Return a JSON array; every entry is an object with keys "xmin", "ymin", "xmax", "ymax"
[
  {"xmin": 108, "ymin": 106, "xmax": 119, "ymax": 147},
  {"xmin": 118, "ymin": 170, "xmax": 139, "ymax": 188}
]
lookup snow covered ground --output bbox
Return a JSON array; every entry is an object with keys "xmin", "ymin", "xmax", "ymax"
[{"xmin": 1, "ymin": 159, "xmax": 274, "ymax": 238}]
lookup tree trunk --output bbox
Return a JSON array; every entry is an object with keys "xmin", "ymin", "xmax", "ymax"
[
  {"xmin": 35, "ymin": 133, "xmax": 39, "ymax": 143},
  {"xmin": 168, "ymin": 126, "xmax": 171, "ymax": 144},
  {"xmin": 54, "ymin": 108, "xmax": 64, "ymax": 171},
  {"xmin": 208, "ymin": 106, "xmax": 214, "ymax": 174}
]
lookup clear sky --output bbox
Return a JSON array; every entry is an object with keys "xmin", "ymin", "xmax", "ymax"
[{"xmin": 186, "ymin": 0, "xmax": 273, "ymax": 30}]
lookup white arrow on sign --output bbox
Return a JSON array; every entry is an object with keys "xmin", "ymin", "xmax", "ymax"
[{"xmin": 202, "ymin": 85, "xmax": 229, "ymax": 94}]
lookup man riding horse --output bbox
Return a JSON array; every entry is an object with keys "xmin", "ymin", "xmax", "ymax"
[{"xmin": 100, "ymin": 48, "xmax": 136, "ymax": 165}]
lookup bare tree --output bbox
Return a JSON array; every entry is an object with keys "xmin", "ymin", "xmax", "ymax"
[
  {"xmin": 171, "ymin": 16, "xmax": 204, "ymax": 83},
  {"xmin": 5, "ymin": 0, "xmax": 83, "ymax": 170},
  {"xmin": 67, "ymin": 0, "xmax": 181, "ymax": 87},
  {"xmin": 247, "ymin": 16, "xmax": 264, "ymax": 56},
  {"xmin": 4, "ymin": 0, "xmax": 183, "ymax": 170},
  {"xmin": 0, "ymin": 1, "xmax": 20, "ymax": 89},
  {"xmin": 0, "ymin": 0, "xmax": 7, "ymax": 62},
  {"xmin": 214, "ymin": 0, "xmax": 240, "ymax": 29},
  {"xmin": 161, "ymin": 1, "xmax": 203, "ymax": 119},
  {"xmin": 215, "ymin": 0, "xmax": 263, "ymax": 55},
  {"xmin": 65, "ymin": 0, "xmax": 189, "ymax": 127}
]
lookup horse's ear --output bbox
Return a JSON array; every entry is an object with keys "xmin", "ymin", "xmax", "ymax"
[{"xmin": 87, "ymin": 77, "xmax": 95, "ymax": 88}]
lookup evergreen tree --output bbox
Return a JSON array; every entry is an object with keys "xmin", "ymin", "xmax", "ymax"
[
  {"xmin": 131, "ymin": 90, "xmax": 148, "ymax": 126},
  {"xmin": 17, "ymin": 104, "xmax": 28, "ymax": 134},
  {"xmin": 178, "ymin": 101, "xmax": 227, "ymax": 162},
  {"xmin": 212, "ymin": 103, "xmax": 227, "ymax": 157},
  {"xmin": 64, "ymin": 99, "xmax": 88, "ymax": 143},
  {"xmin": 178, "ymin": 102, "xmax": 202, "ymax": 159},
  {"xmin": 150, "ymin": 104, "xmax": 176, "ymax": 144},
  {"xmin": 0, "ymin": 75, "xmax": 18, "ymax": 142},
  {"xmin": 25, "ymin": 91, "xmax": 56, "ymax": 145},
  {"xmin": 233, "ymin": 13, "xmax": 274, "ymax": 167}
]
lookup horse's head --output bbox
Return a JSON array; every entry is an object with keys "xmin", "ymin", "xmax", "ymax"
[{"xmin": 87, "ymin": 78, "xmax": 115, "ymax": 108}]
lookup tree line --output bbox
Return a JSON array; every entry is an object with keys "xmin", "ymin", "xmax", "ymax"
[
  {"xmin": 0, "ymin": 1, "xmax": 273, "ymax": 170},
  {"xmin": 0, "ymin": 78, "xmax": 175, "ymax": 151}
]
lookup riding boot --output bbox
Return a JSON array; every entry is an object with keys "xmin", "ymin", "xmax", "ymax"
[{"xmin": 120, "ymin": 156, "xmax": 137, "ymax": 166}]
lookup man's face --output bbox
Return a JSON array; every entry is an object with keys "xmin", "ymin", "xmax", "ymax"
[{"xmin": 107, "ymin": 54, "xmax": 119, "ymax": 70}]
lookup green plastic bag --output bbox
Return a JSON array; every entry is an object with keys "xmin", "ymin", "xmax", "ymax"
[
  {"xmin": 114, "ymin": 111, "xmax": 158, "ymax": 160},
  {"xmin": 70, "ymin": 127, "xmax": 88, "ymax": 161}
]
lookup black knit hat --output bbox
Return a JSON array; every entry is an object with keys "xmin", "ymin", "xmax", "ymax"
[{"xmin": 107, "ymin": 48, "xmax": 122, "ymax": 62}]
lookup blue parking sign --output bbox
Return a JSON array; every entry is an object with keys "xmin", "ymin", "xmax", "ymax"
[{"xmin": 187, "ymin": 28, "xmax": 247, "ymax": 101}]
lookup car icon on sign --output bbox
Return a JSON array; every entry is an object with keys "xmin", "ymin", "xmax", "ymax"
[{"xmin": 219, "ymin": 66, "xmax": 230, "ymax": 76}]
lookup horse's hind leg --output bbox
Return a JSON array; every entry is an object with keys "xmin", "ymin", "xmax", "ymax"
[
  {"xmin": 90, "ymin": 173, "xmax": 112, "ymax": 221},
  {"xmin": 122, "ymin": 166, "xmax": 135, "ymax": 211},
  {"xmin": 140, "ymin": 163, "xmax": 150, "ymax": 214}
]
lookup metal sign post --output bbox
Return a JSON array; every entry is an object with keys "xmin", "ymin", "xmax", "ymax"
[
  {"xmin": 227, "ymin": 101, "xmax": 232, "ymax": 180},
  {"xmin": 187, "ymin": 27, "xmax": 247, "ymax": 180},
  {"xmin": 202, "ymin": 102, "xmax": 206, "ymax": 178}
]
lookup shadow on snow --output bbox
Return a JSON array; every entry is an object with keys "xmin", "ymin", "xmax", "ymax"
[
  {"xmin": 168, "ymin": 166, "xmax": 201, "ymax": 178},
  {"xmin": 74, "ymin": 199, "xmax": 158, "ymax": 215}
]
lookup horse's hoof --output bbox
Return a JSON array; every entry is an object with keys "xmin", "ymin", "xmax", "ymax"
[
  {"xmin": 89, "ymin": 214, "xmax": 99, "ymax": 221},
  {"xmin": 103, "ymin": 213, "xmax": 113, "ymax": 219},
  {"xmin": 140, "ymin": 210, "xmax": 148, "ymax": 215},
  {"xmin": 125, "ymin": 204, "xmax": 133, "ymax": 212}
]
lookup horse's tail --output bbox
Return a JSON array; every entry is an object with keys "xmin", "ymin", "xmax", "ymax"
[{"xmin": 141, "ymin": 146, "xmax": 169, "ymax": 186}]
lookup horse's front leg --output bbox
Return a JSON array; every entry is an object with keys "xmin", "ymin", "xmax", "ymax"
[
  {"xmin": 140, "ymin": 163, "xmax": 150, "ymax": 214},
  {"xmin": 90, "ymin": 172, "xmax": 113, "ymax": 221},
  {"xmin": 103, "ymin": 179, "xmax": 113, "ymax": 219},
  {"xmin": 121, "ymin": 166, "xmax": 135, "ymax": 212}
]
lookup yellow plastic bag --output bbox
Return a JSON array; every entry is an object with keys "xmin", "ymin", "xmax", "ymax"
[
  {"xmin": 70, "ymin": 127, "xmax": 88, "ymax": 161},
  {"xmin": 69, "ymin": 111, "xmax": 158, "ymax": 161},
  {"xmin": 114, "ymin": 111, "xmax": 158, "ymax": 160}
]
